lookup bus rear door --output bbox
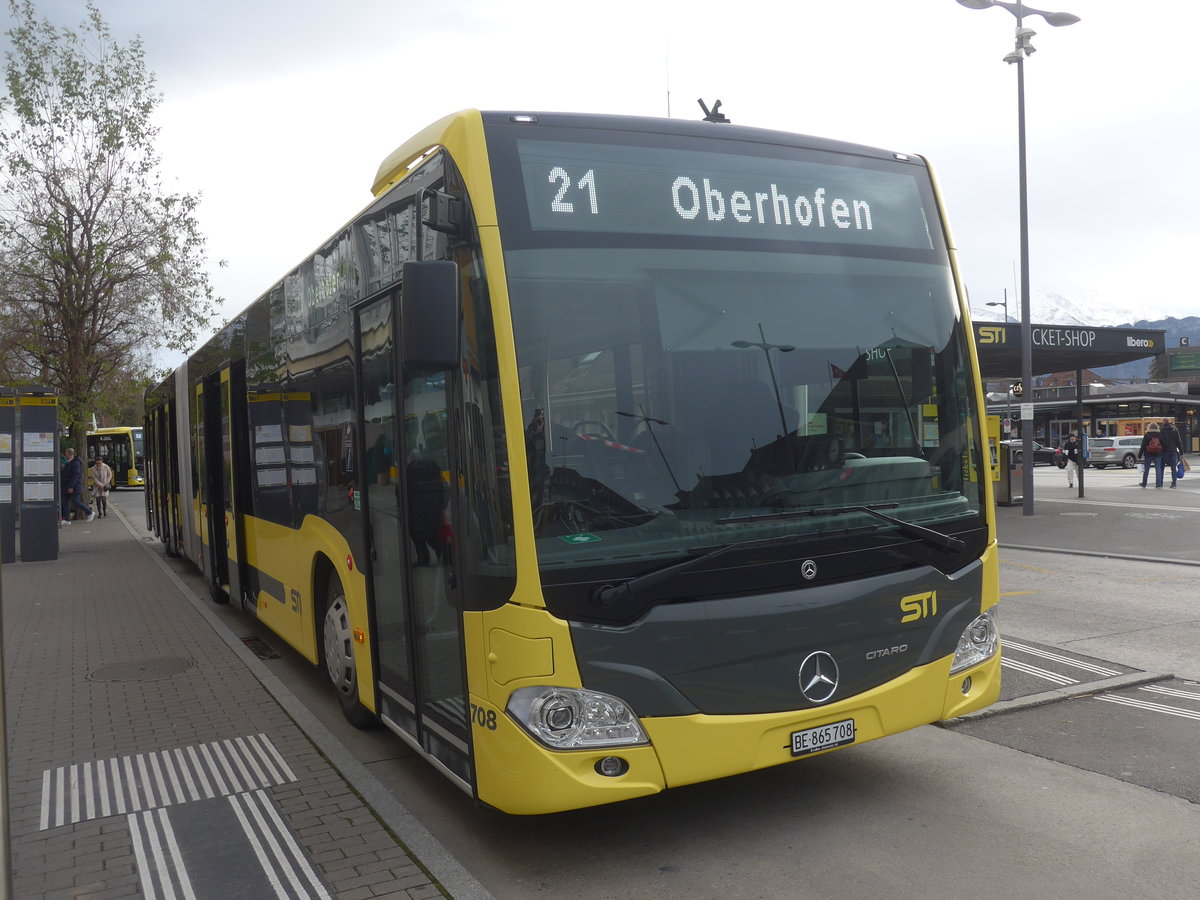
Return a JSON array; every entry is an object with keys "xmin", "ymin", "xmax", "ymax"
[{"xmin": 199, "ymin": 368, "xmax": 249, "ymax": 608}]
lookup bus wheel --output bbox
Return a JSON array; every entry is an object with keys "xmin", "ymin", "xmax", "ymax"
[{"xmin": 321, "ymin": 578, "xmax": 377, "ymax": 728}]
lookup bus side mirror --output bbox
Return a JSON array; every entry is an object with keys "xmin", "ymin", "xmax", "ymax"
[{"xmin": 401, "ymin": 260, "xmax": 458, "ymax": 372}]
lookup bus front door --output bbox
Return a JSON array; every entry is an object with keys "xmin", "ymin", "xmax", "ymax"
[{"xmin": 356, "ymin": 293, "xmax": 472, "ymax": 794}]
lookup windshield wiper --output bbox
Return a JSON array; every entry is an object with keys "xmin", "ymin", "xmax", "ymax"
[
  {"xmin": 591, "ymin": 532, "xmax": 808, "ymax": 608},
  {"xmin": 718, "ymin": 502, "xmax": 965, "ymax": 553}
]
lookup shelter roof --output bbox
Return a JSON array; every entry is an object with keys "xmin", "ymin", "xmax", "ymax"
[{"xmin": 973, "ymin": 322, "xmax": 1166, "ymax": 378}]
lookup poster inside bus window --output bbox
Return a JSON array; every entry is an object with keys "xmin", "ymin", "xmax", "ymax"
[
  {"xmin": 255, "ymin": 424, "xmax": 282, "ymax": 444},
  {"xmin": 256, "ymin": 446, "xmax": 285, "ymax": 466}
]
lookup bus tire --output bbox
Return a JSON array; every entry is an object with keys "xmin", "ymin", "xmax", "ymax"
[{"xmin": 321, "ymin": 575, "xmax": 377, "ymax": 729}]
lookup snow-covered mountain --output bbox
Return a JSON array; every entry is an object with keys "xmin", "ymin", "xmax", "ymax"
[{"xmin": 970, "ymin": 291, "xmax": 1150, "ymax": 328}]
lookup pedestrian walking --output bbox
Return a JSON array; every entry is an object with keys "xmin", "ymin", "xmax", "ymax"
[
  {"xmin": 91, "ymin": 456, "xmax": 114, "ymax": 516},
  {"xmin": 1159, "ymin": 418, "xmax": 1183, "ymax": 488},
  {"xmin": 1062, "ymin": 433, "xmax": 1082, "ymax": 488},
  {"xmin": 60, "ymin": 448, "xmax": 95, "ymax": 523},
  {"xmin": 1138, "ymin": 423, "xmax": 1166, "ymax": 489}
]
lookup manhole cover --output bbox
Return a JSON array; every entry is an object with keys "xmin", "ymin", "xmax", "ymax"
[{"xmin": 87, "ymin": 657, "xmax": 195, "ymax": 683}]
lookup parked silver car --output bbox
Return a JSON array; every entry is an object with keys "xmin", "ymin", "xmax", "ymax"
[{"xmin": 1087, "ymin": 436, "xmax": 1143, "ymax": 469}]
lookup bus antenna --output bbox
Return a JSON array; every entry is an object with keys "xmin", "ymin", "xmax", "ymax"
[{"xmin": 698, "ymin": 99, "xmax": 730, "ymax": 124}]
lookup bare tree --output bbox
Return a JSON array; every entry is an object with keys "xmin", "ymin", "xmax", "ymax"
[{"xmin": 0, "ymin": 0, "xmax": 218, "ymax": 441}]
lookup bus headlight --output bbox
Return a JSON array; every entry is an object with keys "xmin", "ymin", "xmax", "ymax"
[
  {"xmin": 506, "ymin": 686, "xmax": 649, "ymax": 750},
  {"xmin": 950, "ymin": 609, "xmax": 999, "ymax": 674}
]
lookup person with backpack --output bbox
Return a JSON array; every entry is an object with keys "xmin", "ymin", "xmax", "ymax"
[
  {"xmin": 1138, "ymin": 422, "xmax": 1166, "ymax": 488},
  {"xmin": 1159, "ymin": 418, "xmax": 1183, "ymax": 488}
]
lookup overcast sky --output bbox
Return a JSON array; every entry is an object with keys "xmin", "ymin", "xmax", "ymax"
[{"xmin": 7, "ymin": 0, "xmax": 1200, "ymax": 360}]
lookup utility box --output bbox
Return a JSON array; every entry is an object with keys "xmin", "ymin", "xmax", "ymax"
[
  {"xmin": 17, "ymin": 387, "xmax": 59, "ymax": 562},
  {"xmin": 994, "ymin": 441, "xmax": 1023, "ymax": 507}
]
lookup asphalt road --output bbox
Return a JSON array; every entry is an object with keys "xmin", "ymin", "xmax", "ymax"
[{"xmin": 113, "ymin": 477, "xmax": 1200, "ymax": 900}]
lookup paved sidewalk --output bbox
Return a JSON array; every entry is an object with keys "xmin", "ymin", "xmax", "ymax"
[{"xmin": 2, "ymin": 498, "xmax": 484, "ymax": 899}]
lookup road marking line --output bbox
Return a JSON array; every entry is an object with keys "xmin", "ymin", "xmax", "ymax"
[
  {"xmin": 136, "ymin": 754, "xmax": 156, "ymax": 808},
  {"xmin": 98, "ymin": 755, "xmax": 112, "ymax": 818},
  {"xmin": 228, "ymin": 792, "xmax": 291, "ymax": 900},
  {"xmin": 242, "ymin": 790, "xmax": 311, "ymax": 899},
  {"xmin": 148, "ymin": 753, "xmax": 173, "ymax": 808},
  {"xmin": 128, "ymin": 812, "xmax": 158, "ymax": 900},
  {"xmin": 39, "ymin": 770, "xmax": 50, "ymax": 831},
  {"xmin": 1096, "ymin": 694, "xmax": 1200, "ymax": 721},
  {"xmin": 224, "ymin": 737, "xmax": 258, "ymax": 791},
  {"xmin": 40, "ymin": 735, "xmax": 297, "ymax": 829},
  {"xmin": 143, "ymin": 807, "xmax": 176, "ymax": 900},
  {"xmin": 1002, "ymin": 658, "xmax": 1077, "ymax": 686},
  {"xmin": 157, "ymin": 807, "xmax": 199, "ymax": 900},
  {"xmin": 83, "ymin": 762, "xmax": 95, "ymax": 822},
  {"xmin": 260, "ymin": 732, "xmax": 296, "ymax": 783},
  {"xmin": 172, "ymin": 748, "xmax": 201, "ymax": 802},
  {"xmin": 69, "ymin": 764, "xmax": 80, "ymax": 824},
  {"xmin": 186, "ymin": 745, "xmax": 216, "ymax": 799},
  {"xmin": 198, "ymin": 743, "xmax": 229, "ymax": 796},
  {"xmin": 1003, "ymin": 640, "xmax": 1122, "ymax": 676},
  {"xmin": 1140, "ymin": 685, "xmax": 1200, "ymax": 702}
]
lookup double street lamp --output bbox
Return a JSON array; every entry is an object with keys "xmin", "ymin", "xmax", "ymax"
[
  {"xmin": 956, "ymin": 0, "xmax": 1079, "ymax": 516},
  {"xmin": 732, "ymin": 323, "xmax": 796, "ymax": 439}
]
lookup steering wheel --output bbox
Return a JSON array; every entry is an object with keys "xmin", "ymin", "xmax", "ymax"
[{"xmin": 573, "ymin": 420, "xmax": 616, "ymax": 442}]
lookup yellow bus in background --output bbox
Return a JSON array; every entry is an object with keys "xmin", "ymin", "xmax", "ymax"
[
  {"xmin": 86, "ymin": 426, "xmax": 145, "ymax": 488},
  {"xmin": 144, "ymin": 110, "xmax": 1000, "ymax": 814}
]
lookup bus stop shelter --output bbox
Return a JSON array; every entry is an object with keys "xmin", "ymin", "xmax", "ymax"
[{"xmin": 972, "ymin": 321, "xmax": 1169, "ymax": 506}]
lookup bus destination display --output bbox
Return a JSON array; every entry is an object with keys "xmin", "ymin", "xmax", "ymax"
[{"xmin": 519, "ymin": 139, "xmax": 934, "ymax": 250}]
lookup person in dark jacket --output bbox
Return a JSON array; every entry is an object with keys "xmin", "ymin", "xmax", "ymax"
[
  {"xmin": 59, "ymin": 447, "xmax": 95, "ymax": 523},
  {"xmin": 1137, "ymin": 423, "xmax": 1166, "ymax": 489},
  {"xmin": 1062, "ymin": 433, "xmax": 1082, "ymax": 488},
  {"xmin": 1160, "ymin": 418, "xmax": 1183, "ymax": 488},
  {"xmin": 407, "ymin": 451, "xmax": 447, "ymax": 566}
]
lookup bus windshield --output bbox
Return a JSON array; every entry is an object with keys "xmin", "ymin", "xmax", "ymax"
[{"xmin": 489, "ymin": 123, "xmax": 987, "ymax": 599}]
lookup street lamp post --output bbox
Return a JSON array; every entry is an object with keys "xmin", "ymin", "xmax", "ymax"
[
  {"xmin": 732, "ymin": 324, "xmax": 796, "ymax": 439},
  {"xmin": 985, "ymin": 290, "xmax": 1009, "ymax": 323},
  {"xmin": 956, "ymin": 0, "xmax": 1079, "ymax": 516}
]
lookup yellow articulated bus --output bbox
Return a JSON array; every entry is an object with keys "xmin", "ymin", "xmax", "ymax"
[
  {"xmin": 86, "ymin": 426, "xmax": 145, "ymax": 488},
  {"xmin": 144, "ymin": 110, "xmax": 1000, "ymax": 815}
]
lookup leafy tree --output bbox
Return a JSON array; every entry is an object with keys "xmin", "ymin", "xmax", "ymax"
[{"xmin": 0, "ymin": 0, "xmax": 218, "ymax": 442}]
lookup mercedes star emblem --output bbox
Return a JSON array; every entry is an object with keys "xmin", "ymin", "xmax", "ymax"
[
  {"xmin": 800, "ymin": 559, "xmax": 818, "ymax": 580},
  {"xmin": 798, "ymin": 651, "xmax": 839, "ymax": 704}
]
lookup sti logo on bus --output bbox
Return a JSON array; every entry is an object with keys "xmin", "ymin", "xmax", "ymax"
[
  {"xmin": 900, "ymin": 590, "xmax": 938, "ymax": 623},
  {"xmin": 977, "ymin": 326, "xmax": 1006, "ymax": 344}
]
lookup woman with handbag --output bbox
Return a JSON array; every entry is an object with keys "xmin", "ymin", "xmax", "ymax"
[{"xmin": 91, "ymin": 456, "xmax": 114, "ymax": 517}]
